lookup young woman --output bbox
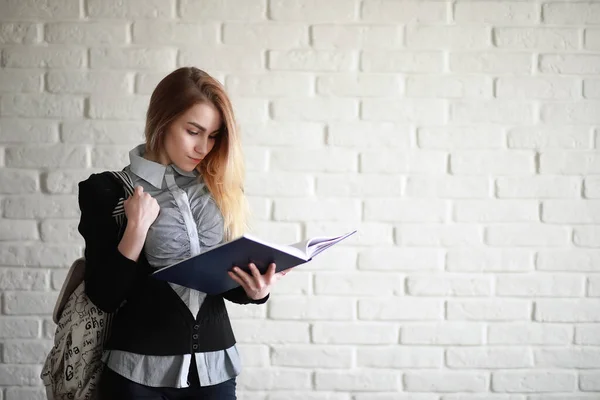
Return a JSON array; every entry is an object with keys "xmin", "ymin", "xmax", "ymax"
[{"xmin": 78, "ymin": 67, "xmax": 288, "ymax": 399}]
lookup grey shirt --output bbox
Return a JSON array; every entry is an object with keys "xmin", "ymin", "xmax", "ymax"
[{"xmin": 102, "ymin": 143, "xmax": 241, "ymax": 388}]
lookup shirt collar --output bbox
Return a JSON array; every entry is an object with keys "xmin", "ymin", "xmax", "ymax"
[{"xmin": 129, "ymin": 143, "xmax": 198, "ymax": 189}]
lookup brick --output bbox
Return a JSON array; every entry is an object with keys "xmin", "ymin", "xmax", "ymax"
[
  {"xmin": 402, "ymin": 323, "xmax": 484, "ymax": 345},
  {"xmin": 6, "ymin": 387, "xmax": 52, "ymax": 400},
  {"xmin": 364, "ymin": 199, "xmax": 448, "ymax": 223},
  {"xmin": 1, "ymin": 94, "xmax": 83, "ymax": 118},
  {"xmin": 497, "ymin": 77, "xmax": 580, "ymax": 100},
  {"xmin": 0, "ymin": 244, "xmax": 80, "ymax": 267},
  {"xmin": 269, "ymin": 50, "xmax": 356, "ymax": 71},
  {"xmin": 134, "ymin": 72, "xmax": 171, "ymax": 94},
  {"xmin": 271, "ymin": 0, "xmax": 356, "ymax": 22},
  {"xmin": 497, "ymin": 274, "xmax": 584, "ymax": 297},
  {"xmin": 406, "ymin": 26, "xmax": 490, "ymax": 50},
  {"xmin": 397, "ymin": 223, "xmax": 482, "ymax": 247},
  {"xmin": 406, "ymin": 176, "xmax": 490, "ymax": 198},
  {"xmin": 1, "ymin": 0, "xmax": 79, "ymax": 18},
  {"xmin": 542, "ymin": 3, "xmax": 600, "ymax": 25},
  {"xmin": 447, "ymin": 299, "xmax": 531, "ymax": 321},
  {"xmin": 51, "ymin": 270, "xmax": 68, "ymax": 290},
  {"xmin": 226, "ymin": 302, "xmax": 265, "ymax": 319},
  {"xmin": 271, "ymin": 148, "xmax": 357, "ymax": 172},
  {"xmin": 5, "ymin": 145, "xmax": 86, "ymax": 168},
  {"xmin": 239, "ymin": 368, "xmax": 311, "ymax": 390},
  {"xmin": 540, "ymin": 151, "xmax": 600, "ymax": 174},
  {"xmin": 231, "ymin": 320, "xmax": 309, "ymax": 344},
  {"xmin": 0, "ymin": 119, "xmax": 58, "ymax": 143},
  {"xmin": 496, "ymin": 176, "xmax": 582, "ymax": 199},
  {"xmin": 357, "ymin": 347, "xmax": 442, "ymax": 368},
  {"xmin": 576, "ymin": 325, "xmax": 600, "ymax": 345},
  {"xmin": 314, "ymin": 272, "xmax": 401, "ymax": 296},
  {"xmin": 236, "ymin": 345, "xmax": 269, "ymax": 367},
  {"xmin": 3, "ymin": 47, "xmax": 85, "ymax": 68},
  {"xmin": 589, "ymin": 276, "xmax": 600, "ymax": 296},
  {"xmin": 270, "ymin": 394, "xmax": 350, "ymax": 400},
  {"xmin": 308, "ymin": 222, "xmax": 387, "ymax": 246},
  {"xmin": 450, "ymin": 101, "xmax": 534, "ymax": 124},
  {"xmin": 312, "ymin": 25, "xmax": 402, "ymax": 49},
  {"xmin": 315, "ymin": 370, "xmax": 398, "ymax": 391},
  {"xmin": 88, "ymin": 0, "xmax": 174, "ymax": 18},
  {"xmin": 316, "ymin": 175, "xmax": 402, "ymax": 197},
  {"xmin": 407, "ymin": 76, "xmax": 492, "ymax": 99},
  {"xmin": 47, "ymin": 70, "xmax": 131, "ymax": 94},
  {"xmin": 0, "ymin": 269, "xmax": 47, "ymax": 290},
  {"xmin": 362, "ymin": 51, "xmax": 443, "ymax": 73},
  {"xmin": 585, "ymin": 28, "xmax": 600, "ymax": 50},
  {"xmin": 359, "ymin": 248, "xmax": 442, "ymax": 272},
  {"xmin": 417, "ymin": 126, "xmax": 503, "ymax": 149},
  {"xmin": 0, "ymin": 69, "xmax": 42, "ymax": 92},
  {"xmin": 0, "ymin": 170, "xmax": 38, "ymax": 194},
  {"xmin": 486, "ymin": 224, "xmax": 569, "ymax": 247},
  {"xmin": 540, "ymin": 54, "xmax": 600, "ymax": 75},
  {"xmin": 224, "ymin": 23, "xmax": 307, "ymax": 48},
  {"xmin": 45, "ymin": 22, "xmax": 126, "ymax": 44},
  {"xmin": 274, "ymin": 199, "xmax": 361, "ymax": 222},
  {"xmin": 442, "ymin": 396, "xmax": 524, "ymax": 400},
  {"xmin": 536, "ymin": 300, "xmax": 600, "ymax": 322},
  {"xmin": 574, "ymin": 227, "xmax": 600, "ymax": 247},
  {"xmin": 45, "ymin": 170, "xmax": 99, "ymax": 194},
  {"xmin": 450, "ymin": 151, "xmax": 535, "ymax": 175},
  {"xmin": 312, "ymin": 322, "xmax": 398, "ymax": 344},
  {"xmin": 405, "ymin": 371, "xmax": 488, "ymax": 392},
  {"xmin": 358, "ymin": 298, "xmax": 443, "ymax": 321},
  {"xmin": 0, "ymin": 220, "xmax": 38, "ymax": 240},
  {"xmin": 407, "ymin": 274, "xmax": 491, "ymax": 296},
  {"xmin": 0, "ymin": 318, "xmax": 39, "ymax": 338},
  {"xmin": 537, "ymin": 250, "xmax": 600, "ymax": 272},
  {"xmin": 363, "ymin": 99, "xmax": 445, "ymax": 123},
  {"xmin": 584, "ymin": 79, "xmax": 600, "ymax": 98},
  {"xmin": 40, "ymin": 219, "xmax": 80, "ymax": 243},
  {"xmin": 91, "ymin": 48, "xmax": 176, "ymax": 70},
  {"xmin": 494, "ymin": 28, "xmax": 579, "ymax": 50},
  {"xmin": 91, "ymin": 145, "xmax": 130, "ymax": 169},
  {"xmin": 3, "ymin": 340, "xmax": 53, "ymax": 363},
  {"xmin": 0, "ymin": 22, "xmax": 40, "ymax": 44},
  {"xmin": 245, "ymin": 172, "xmax": 311, "ymax": 197},
  {"xmin": 543, "ymin": 200, "xmax": 600, "ymax": 224},
  {"xmin": 535, "ymin": 348, "xmax": 600, "ymax": 368},
  {"xmin": 180, "ymin": 0, "xmax": 264, "ymax": 20},
  {"xmin": 227, "ymin": 74, "xmax": 313, "ymax": 97},
  {"xmin": 454, "ymin": 200, "xmax": 538, "ymax": 223},
  {"xmin": 447, "ymin": 348, "xmax": 533, "ymax": 368},
  {"xmin": 528, "ymin": 396, "xmax": 597, "ymax": 400},
  {"xmin": 271, "ymin": 98, "xmax": 358, "ymax": 121},
  {"xmin": 492, "ymin": 371, "xmax": 576, "ymax": 393},
  {"xmin": 543, "ymin": 102, "xmax": 600, "ymax": 124},
  {"xmin": 3, "ymin": 292, "xmax": 56, "ymax": 315},
  {"xmin": 447, "ymin": 249, "xmax": 534, "ymax": 272},
  {"xmin": 232, "ymin": 99, "xmax": 268, "ymax": 124},
  {"xmin": 0, "ymin": 365, "xmax": 41, "ymax": 385},
  {"xmin": 508, "ymin": 127, "xmax": 592, "ymax": 149},
  {"xmin": 62, "ymin": 120, "xmax": 143, "ymax": 144},
  {"xmin": 4, "ymin": 195, "xmax": 79, "ymax": 218},
  {"xmin": 449, "ymin": 52, "xmax": 532, "ymax": 74},
  {"xmin": 488, "ymin": 323, "xmax": 573, "ymax": 345},
  {"xmin": 318, "ymin": 75, "xmax": 401, "ymax": 97},
  {"xmin": 133, "ymin": 22, "xmax": 217, "ymax": 45},
  {"xmin": 241, "ymin": 122, "xmax": 324, "ymax": 146},
  {"xmin": 456, "ymin": 1, "xmax": 536, "ymax": 24},
  {"xmin": 269, "ymin": 296, "xmax": 354, "ymax": 320},
  {"xmin": 271, "ymin": 345, "xmax": 352, "ymax": 368},
  {"xmin": 329, "ymin": 122, "xmax": 410, "ymax": 148},
  {"xmin": 361, "ymin": 0, "xmax": 446, "ymax": 23},
  {"xmin": 580, "ymin": 372, "xmax": 600, "ymax": 391},
  {"xmin": 88, "ymin": 95, "xmax": 149, "ymax": 120}
]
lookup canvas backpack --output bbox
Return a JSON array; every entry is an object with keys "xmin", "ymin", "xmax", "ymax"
[{"xmin": 41, "ymin": 170, "xmax": 135, "ymax": 400}]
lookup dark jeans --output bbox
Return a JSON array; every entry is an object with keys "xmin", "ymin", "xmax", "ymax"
[{"xmin": 98, "ymin": 358, "xmax": 236, "ymax": 400}]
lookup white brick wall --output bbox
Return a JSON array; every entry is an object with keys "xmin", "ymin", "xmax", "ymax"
[{"xmin": 0, "ymin": 0, "xmax": 599, "ymax": 398}]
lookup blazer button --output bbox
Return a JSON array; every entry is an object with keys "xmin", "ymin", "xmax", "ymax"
[
  {"xmin": 192, "ymin": 344, "xmax": 198, "ymax": 350},
  {"xmin": 193, "ymin": 334, "xmax": 198, "ymax": 339},
  {"xmin": 193, "ymin": 325, "xmax": 199, "ymax": 330}
]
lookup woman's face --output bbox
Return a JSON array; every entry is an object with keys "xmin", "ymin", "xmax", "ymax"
[{"xmin": 159, "ymin": 102, "xmax": 222, "ymax": 171}]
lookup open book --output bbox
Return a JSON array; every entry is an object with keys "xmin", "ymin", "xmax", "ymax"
[{"xmin": 151, "ymin": 230, "xmax": 357, "ymax": 295}]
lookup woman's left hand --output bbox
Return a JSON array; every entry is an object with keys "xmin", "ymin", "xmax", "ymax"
[{"xmin": 228, "ymin": 262, "xmax": 289, "ymax": 300}]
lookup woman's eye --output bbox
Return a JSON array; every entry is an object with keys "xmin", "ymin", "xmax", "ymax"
[
  {"xmin": 187, "ymin": 130, "xmax": 198, "ymax": 136},
  {"xmin": 209, "ymin": 136, "xmax": 217, "ymax": 140}
]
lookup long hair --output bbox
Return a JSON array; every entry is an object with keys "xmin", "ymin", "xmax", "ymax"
[{"xmin": 144, "ymin": 67, "xmax": 248, "ymax": 241}]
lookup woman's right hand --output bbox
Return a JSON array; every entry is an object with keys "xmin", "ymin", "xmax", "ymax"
[{"xmin": 123, "ymin": 185, "xmax": 160, "ymax": 231}]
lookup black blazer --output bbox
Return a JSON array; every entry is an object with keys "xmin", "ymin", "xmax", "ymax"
[{"xmin": 78, "ymin": 171, "xmax": 267, "ymax": 355}]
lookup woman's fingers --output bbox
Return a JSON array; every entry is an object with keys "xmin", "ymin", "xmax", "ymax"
[{"xmin": 231, "ymin": 266, "xmax": 256, "ymax": 291}]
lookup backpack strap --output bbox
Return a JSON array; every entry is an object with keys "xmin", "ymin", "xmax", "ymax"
[{"xmin": 109, "ymin": 170, "xmax": 135, "ymax": 227}]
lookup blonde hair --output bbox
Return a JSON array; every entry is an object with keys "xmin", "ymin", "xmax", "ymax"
[{"xmin": 144, "ymin": 67, "xmax": 249, "ymax": 241}]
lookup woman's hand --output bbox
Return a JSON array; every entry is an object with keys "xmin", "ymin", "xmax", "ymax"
[
  {"xmin": 228, "ymin": 263, "xmax": 289, "ymax": 301},
  {"xmin": 123, "ymin": 185, "xmax": 160, "ymax": 231}
]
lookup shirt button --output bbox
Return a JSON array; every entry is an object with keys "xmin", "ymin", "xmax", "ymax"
[
  {"xmin": 193, "ymin": 325, "xmax": 199, "ymax": 330},
  {"xmin": 192, "ymin": 344, "xmax": 198, "ymax": 350},
  {"xmin": 193, "ymin": 334, "xmax": 198, "ymax": 339}
]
